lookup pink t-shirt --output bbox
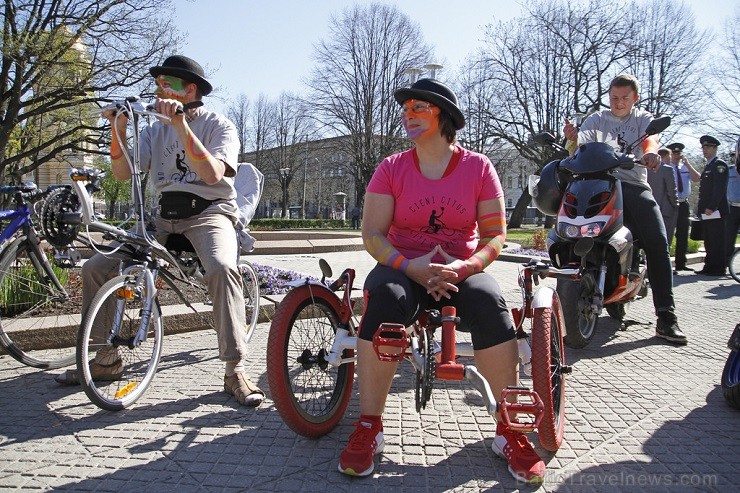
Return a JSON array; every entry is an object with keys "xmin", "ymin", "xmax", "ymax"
[{"xmin": 367, "ymin": 146, "xmax": 503, "ymax": 260}]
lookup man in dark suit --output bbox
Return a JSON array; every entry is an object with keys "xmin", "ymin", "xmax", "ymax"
[
  {"xmin": 696, "ymin": 135, "xmax": 729, "ymax": 275},
  {"xmin": 669, "ymin": 142, "xmax": 701, "ymax": 272},
  {"xmin": 648, "ymin": 148, "xmax": 679, "ymax": 247}
]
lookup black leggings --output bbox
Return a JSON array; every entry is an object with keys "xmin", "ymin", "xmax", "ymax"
[{"xmin": 358, "ymin": 264, "xmax": 516, "ymax": 350}]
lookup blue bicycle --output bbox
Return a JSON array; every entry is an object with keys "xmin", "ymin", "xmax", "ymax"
[{"xmin": 0, "ymin": 182, "xmax": 92, "ymax": 369}]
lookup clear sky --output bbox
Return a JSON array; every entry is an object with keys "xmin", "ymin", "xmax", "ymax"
[
  {"xmin": 172, "ymin": 0, "xmax": 525, "ymax": 110},
  {"xmin": 173, "ymin": 0, "xmax": 735, "ymax": 144}
]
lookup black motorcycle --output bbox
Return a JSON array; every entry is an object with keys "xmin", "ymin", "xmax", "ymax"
[{"xmin": 530, "ymin": 117, "xmax": 671, "ymax": 348}]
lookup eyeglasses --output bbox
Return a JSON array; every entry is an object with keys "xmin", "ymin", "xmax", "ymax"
[{"xmin": 399, "ymin": 100, "xmax": 436, "ymax": 117}]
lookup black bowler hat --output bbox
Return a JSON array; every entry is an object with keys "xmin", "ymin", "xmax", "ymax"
[
  {"xmin": 150, "ymin": 55, "xmax": 213, "ymax": 96},
  {"xmin": 700, "ymin": 135, "xmax": 720, "ymax": 146},
  {"xmin": 394, "ymin": 78, "xmax": 465, "ymax": 130},
  {"xmin": 667, "ymin": 142, "xmax": 685, "ymax": 152}
]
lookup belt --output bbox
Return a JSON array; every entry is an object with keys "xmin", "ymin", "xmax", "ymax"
[
  {"xmin": 678, "ymin": 198, "xmax": 689, "ymax": 203},
  {"xmin": 730, "ymin": 201, "xmax": 740, "ymax": 207}
]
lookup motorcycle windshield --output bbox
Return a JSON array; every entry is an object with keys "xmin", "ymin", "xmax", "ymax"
[{"xmin": 559, "ymin": 142, "xmax": 634, "ymax": 175}]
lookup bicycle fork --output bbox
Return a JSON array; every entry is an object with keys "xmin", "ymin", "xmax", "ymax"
[{"xmin": 108, "ymin": 265, "xmax": 159, "ymax": 349}]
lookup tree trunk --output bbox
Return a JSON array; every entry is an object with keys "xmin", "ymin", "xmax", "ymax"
[{"xmin": 508, "ymin": 189, "xmax": 532, "ymax": 229}]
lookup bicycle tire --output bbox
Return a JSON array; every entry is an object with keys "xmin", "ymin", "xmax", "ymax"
[
  {"xmin": 267, "ymin": 284, "xmax": 354, "ymax": 437},
  {"xmin": 0, "ymin": 235, "xmax": 80, "ymax": 369},
  {"xmin": 729, "ymin": 248, "xmax": 740, "ymax": 284},
  {"xmin": 531, "ymin": 290, "xmax": 567, "ymax": 452},
  {"xmin": 240, "ymin": 261, "xmax": 260, "ymax": 343},
  {"xmin": 77, "ymin": 274, "xmax": 163, "ymax": 411}
]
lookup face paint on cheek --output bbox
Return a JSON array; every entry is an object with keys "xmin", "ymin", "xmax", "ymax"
[
  {"xmin": 404, "ymin": 112, "xmax": 440, "ymax": 140},
  {"xmin": 155, "ymin": 75, "xmax": 189, "ymax": 101}
]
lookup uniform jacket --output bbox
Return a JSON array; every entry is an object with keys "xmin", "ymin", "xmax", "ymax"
[{"xmin": 697, "ymin": 157, "xmax": 730, "ymax": 217}]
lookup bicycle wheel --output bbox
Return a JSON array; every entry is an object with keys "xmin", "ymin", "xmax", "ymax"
[
  {"xmin": 240, "ymin": 261, "xmax": 260, "ymax": 343},
  {"xmin": 0, "ymin": 236, "xmax": 81, "ymax": 369},
  {"xmin": 531, "ymin": 289, "xmax": 567, "ymax": 452},
  {"xmin": 77, "ymin": 274, "xmax": 163, "ymax": 411},
  {"xmin": 267, "ymin": 284, "xmax": 354, "ymax": 437},
  {"xmin": 729, "ymin": 248, "xmax": 740, "ymax": 284}
]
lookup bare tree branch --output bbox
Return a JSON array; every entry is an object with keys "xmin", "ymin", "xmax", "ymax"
[{"xmin": 0, "ymin": 0, "xmax": 181, "ymax": 184}]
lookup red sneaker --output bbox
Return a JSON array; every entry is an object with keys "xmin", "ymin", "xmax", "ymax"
[
  {"xmin": 338, "ymin": 420, "xmax": 385, "ymax": 476},
  {"xmin": 492, "ymin": 421, "xmax": 546, "ymax": 483}
]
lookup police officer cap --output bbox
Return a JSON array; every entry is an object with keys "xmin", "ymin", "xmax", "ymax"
[
  {"xmin": 699, "ymin": 135, "xmax": 720, "ymax": 146},
  {"xmin": 667, "ymin": 142, "xmax": 684, "ymax": 152}
]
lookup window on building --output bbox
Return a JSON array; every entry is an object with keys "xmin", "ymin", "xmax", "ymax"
[{"xmin": 507, "ymin": 176, "xmax": 513, "ymax": 189}]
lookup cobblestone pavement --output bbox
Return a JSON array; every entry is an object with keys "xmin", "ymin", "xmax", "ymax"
[{"xmin": 1, "ymin": 250, "xmax": 738, "ymax": 492}]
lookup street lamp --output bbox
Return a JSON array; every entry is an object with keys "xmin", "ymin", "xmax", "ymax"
[
  {"xmin": 279, "ymin": 167, "xmax": 290, "ymax": 218},
  {"xmin": 423, "ymin": 63, "xmax": 444, "ymax": 79},
  {"xmin": 314, "ymin": 158, "xmax": 321, "ymax": 219},
  {"xmin": 302, "ymin": 137, "xmax": 308, "ymax": 219},
  {"xmin": 404, "ymin": 67, "xmax": 424, "ymax": 83}
]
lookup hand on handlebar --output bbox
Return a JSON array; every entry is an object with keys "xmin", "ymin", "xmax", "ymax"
[
  {"xmin": 641, "ymin": 152, "xmax": 660, "ymax": 171},
  {"xmin": 563, "ymin": 117, "xmax": 578, "ymax": 142},
  {"xmin": 152, "ymin": 97, "xmax": 186, "ymax": 125}
]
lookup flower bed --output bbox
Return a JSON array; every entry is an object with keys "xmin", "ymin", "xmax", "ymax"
[{"xmin": 251, "ymin": 263, "xmax": 321, "ymax": 295}]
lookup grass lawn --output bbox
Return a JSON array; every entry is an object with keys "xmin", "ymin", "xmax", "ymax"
[{"xmin": 507, "ymin": 226, "xmax": 706, "ymax": 254}]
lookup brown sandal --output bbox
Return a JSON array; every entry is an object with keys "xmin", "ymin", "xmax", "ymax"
[
  {"xmin": 224, "ymin": 373, "xmax": 264, "ymax": 407},
  {"xmin": 55, "ymin": 360, "xmax": 123, "ymax": 386}
]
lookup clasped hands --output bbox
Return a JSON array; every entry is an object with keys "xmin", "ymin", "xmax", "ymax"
[{"xmin": 406, "ymin": 245, "xmax": 467, "ymax": 302}]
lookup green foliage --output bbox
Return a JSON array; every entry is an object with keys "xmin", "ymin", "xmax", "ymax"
[{"xmin": 0, "ymin": 255, "xmax": 69, "ymax": 316}]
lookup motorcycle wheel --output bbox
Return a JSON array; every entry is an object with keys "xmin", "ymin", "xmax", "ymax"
[
  {"xmin": 721, "ymin": 324, "xmax": 740, "ymax": 409},
  {"xmin": 557, "ymin": 278, "xmax": 598, "ymax": 349},
  {"xmin": 605, "ymin": 302, "xmax": 627, "ymax": 321}
]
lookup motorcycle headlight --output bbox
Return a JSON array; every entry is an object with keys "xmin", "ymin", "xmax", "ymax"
[{"xmin": 557, "ymin": 221, "xmax": 606, "ymax": 239}]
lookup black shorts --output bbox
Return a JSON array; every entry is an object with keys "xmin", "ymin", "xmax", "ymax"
[{"xmin": 358, "ymin": 264, "xmax": 516, "ymax": 350}]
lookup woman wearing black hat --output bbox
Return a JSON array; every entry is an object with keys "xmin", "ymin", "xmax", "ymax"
[
  {"xmin": 337, "ymin": 79, "xmax": 545, "ymax": 483},
  {"xmin": 56, "ymin": 55, "xmax": 265, "ymax": 407}
]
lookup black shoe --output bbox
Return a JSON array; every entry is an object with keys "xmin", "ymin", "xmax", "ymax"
[
  {"xmin": 656, "ymin": 311, "xmax": 688, "ymax": 345},
  {"xmin": 675, "ymin": 266, "xmax": 693, "ymax": 272}
]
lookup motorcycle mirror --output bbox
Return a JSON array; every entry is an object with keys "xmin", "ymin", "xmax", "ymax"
[
  {"xmin": 531, "ymin": 132, "xmax": 557, "ymax": 147},
  {"xmin": 644, "ymin": 116, "xmax": 671, "ymax": 136},
  {"xmin": 319, "ymin": 258, "xmax": 333, "ymax": 282}
]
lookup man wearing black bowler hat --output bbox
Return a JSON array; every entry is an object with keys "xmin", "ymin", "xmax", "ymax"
[
  {"xmin": 56, "ymin": 55, "xmax": 265, "ymax": 407},
  {"xmin": 696, "ymin": 135, "xmax": 729, "ymax": 275},
  {"xmin": 669, "ymin": 142, "xmax": 701, "ymax": 272}
]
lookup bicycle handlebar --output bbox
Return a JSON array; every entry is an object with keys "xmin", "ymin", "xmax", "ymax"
[{"xmin": 100, "ymin": 97, "xmax": 203, "ymax": 121}]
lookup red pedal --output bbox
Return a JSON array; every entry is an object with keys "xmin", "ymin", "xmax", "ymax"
[
  {"xmin": 498, "ymin": 387, "xmax": 544, "ymax": 433},
  {"xmin": 372, "ymin": 323, "xmax": 408, "ymax": 362}
]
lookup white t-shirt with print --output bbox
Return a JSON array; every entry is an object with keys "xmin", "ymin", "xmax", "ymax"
[
  {"xmin": 578, "ymin": 107, "xmax": 654, "ymax": 187},
  {"xmin": 138, "ymin": 106, "xmax": 240, "ymax": 219}
]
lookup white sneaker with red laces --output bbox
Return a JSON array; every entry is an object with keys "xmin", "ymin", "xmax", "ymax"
[
  {"xmin": 338, "ymin": 420, "xmax": 385, "ymax": 476},
  {"xmin": 491, "ymin": 421, "xmax": 546, "ymax": 483}
]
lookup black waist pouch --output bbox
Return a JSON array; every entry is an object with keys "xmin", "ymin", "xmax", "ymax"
[{"xmin": 159, "ymin": 192, "xmax": 215, "ymax": 219}]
